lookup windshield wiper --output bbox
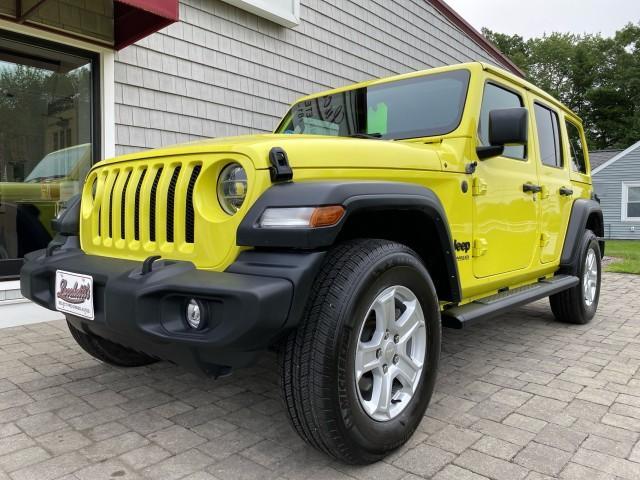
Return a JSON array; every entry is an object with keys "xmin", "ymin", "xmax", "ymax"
[{"xmin": 348, "ymin": 133, "xmax": 383, "ymax": 139}]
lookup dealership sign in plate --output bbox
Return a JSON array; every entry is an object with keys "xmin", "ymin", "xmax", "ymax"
[{"xmin": 55, "ymin": 270, "xmax": 94, "ymax": 320}]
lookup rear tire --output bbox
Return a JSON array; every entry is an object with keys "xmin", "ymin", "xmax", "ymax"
[
  {"xmin": 279, "ymin": 239, "xmax": 441, "ymax": 464},
  {"xmin": 550, "ymin": 229, "xmax": 601, "ymax": 324},
  {"xmin": 67, "ymin": 321, "xmax": 158, "ymax": 367}
]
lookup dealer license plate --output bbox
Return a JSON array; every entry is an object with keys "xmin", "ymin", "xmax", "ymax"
[{"xmin": 55, "ymin": 270, "xmax": 94, "ymax": 320}]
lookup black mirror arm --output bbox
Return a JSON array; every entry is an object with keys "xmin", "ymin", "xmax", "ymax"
[{"xmin": 476, "ymin": 145, "xmax": 504, "ymax": 160}]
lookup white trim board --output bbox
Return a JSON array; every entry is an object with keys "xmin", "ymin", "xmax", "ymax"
[
  {"xmin": 0, "ymin": 302, "xmax": 63, "ymax": 329},
  {"xmin": 592, "ymin": 140, "xmax": 640, "ymax": 175},
  {"xmin": 221, "ymin": 0, "xmax": 300, "ymax": 27},
  {"xmin": 0, "ymin": 280, "xmax": 20, "ymax": 291}
]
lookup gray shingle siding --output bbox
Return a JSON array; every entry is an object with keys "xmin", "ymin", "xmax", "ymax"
[
  {"xmin": 113, "ymin": 0, "xmax": 506, "ymax": 155},
  {"xmin": 593, "ymin": 143, "xmax": 640, "ymax": 240}
]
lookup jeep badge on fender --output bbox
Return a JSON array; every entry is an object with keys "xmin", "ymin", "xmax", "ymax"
[{"xmin": 21, "ymin": 62, "xmax": 603, "ymax": 465}]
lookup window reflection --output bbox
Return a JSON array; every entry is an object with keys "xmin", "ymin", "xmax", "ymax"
[{"xmin": 0, "ymin": 35, "xmax": 95, "ymax": 274}]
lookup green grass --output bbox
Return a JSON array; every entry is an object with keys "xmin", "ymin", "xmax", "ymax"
[{"xmin": 604, "ymin": 240, "xmax": 640, "ymax": 274}]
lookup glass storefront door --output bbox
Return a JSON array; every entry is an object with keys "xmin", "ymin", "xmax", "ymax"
[{"xmin": 0, "ymin": 31, "xmax": 99, "ymax": 278}]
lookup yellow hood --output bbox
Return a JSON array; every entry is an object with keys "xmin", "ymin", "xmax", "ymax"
[{"xmin": 93, "ymin": 134, "xmax": 444, "ymax": 172}]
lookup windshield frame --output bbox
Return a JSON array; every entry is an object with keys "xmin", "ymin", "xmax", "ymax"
[{"xmin": 275, "ymin": 68, "xmax": 472, "ymax": 140}]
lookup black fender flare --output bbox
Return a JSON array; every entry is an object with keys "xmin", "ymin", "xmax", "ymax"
[
  {"xmin": 237, "ymin": 181, "xmax": 461, "ymax": 302},
  {"xmin": 560, "ymin": 198, "xmax": 604, "ymax": 275}
]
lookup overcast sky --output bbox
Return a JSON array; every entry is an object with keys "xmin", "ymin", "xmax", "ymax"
[{"xmin": 446, "ymin": 0, "xmax": 640, "ymax": 39}]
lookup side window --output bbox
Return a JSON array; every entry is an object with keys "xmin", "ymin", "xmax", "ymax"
[
  {"xmin": 624, "ymin": 184, "xmax": 640, "ymax": 220},
  {"xmin": 565, "ymin": 120, "xmax": 587, "ymax": 173},
  {"xmin": 478, "ymin": 83, "xmax": 525, "ymax": 160},
  {"xmin": 534, "ymin": 103, "xmax": 563, "ymax": 168}
]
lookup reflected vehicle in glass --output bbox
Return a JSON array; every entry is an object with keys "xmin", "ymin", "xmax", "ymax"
[
  {"xmin": 0, "ymin": 144, "xmax": 90, "ymax": 260},
  {"xmin": 0, "ymin": 32, "xmax": 96, "ymax": 272}
]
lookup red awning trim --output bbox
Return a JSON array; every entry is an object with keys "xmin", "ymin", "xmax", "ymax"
[
  {"xmin": 114, "ymin": 0, "xmax": 179, "ymax": 50},
  {"xmin": 427, "ymin": 0, "xmax": 525, "ymax": 78}
]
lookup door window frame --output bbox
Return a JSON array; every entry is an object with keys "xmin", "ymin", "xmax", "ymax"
[
  {"xmin": 532, "ymin": 100, "xmax": 565, "ymax": 170},
  {"xmin": 0, "ymin": 29, "xmax": 102, "ymax": 279},
  {"xmin": 622, "ymin": 182, "xmax": 640, "ymax": 222},
  {"xmin": 564, "ymin": 118, "xmax": 588, "ymax": 174},
  {"xmin": 478, "ymin": 80, "xmax": 528, "ymax": 161}
]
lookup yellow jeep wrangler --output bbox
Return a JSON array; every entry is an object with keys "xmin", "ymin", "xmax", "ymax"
[{"xmin": 21, "ymin": 62, "xmax": 604, "ymax": 464}]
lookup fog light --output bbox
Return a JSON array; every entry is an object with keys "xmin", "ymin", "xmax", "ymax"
[{"xmin": 186, "ymin": 299, "xmax": 204, "ymax": 329}]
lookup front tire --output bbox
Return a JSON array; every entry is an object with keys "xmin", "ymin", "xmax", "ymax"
[
  {"xmin": 550, "ymin": 229, "xmax": 601, "ymax": 324},
  {"xmin": 279, "ymin": 239, "xmax": 441, "ymax": 464},
  {"xmin": 67, "ymin": 321, "xmax": 158, "ymax": 367}
]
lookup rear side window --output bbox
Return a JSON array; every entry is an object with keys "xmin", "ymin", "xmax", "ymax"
[
  {"xmin": 565, "ymin": 121, "xmax": 587, "ymax": 173},
  {"xmin": 479, "ymin": 83, "xmax": 525, "ymax": 160},
  {"xmin": 534, "ymin": 103, "xmax": 563, "ymax": 168}
]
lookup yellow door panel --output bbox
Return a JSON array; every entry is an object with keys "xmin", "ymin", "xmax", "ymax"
[
  {"xmin": 530, "ymin": 100, "xmax": 573, "ymax": 264},
  {"xmin": 472, "ymin": 79, "xmax": 540, "ymax": 278},
  {"xmin": 472, "ymin": 157, "xmax": 540, "ymax": 277}
]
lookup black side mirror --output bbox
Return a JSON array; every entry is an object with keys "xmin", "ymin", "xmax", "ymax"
[{"xmin": 477, "ymin": 107, "xmax": 528, "ymax": 160}]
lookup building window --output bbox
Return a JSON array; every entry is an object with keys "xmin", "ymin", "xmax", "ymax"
[
  {"xmin": 623, "ymin": 183, "xmax": 640, "ymax": 222},
  {"xmin": 0, "ymin": 30, "xmax": 100, "ymax": 278},
  {"xmin": 534, "ymin": 103, "xmax": 563, "ymax": 168}
]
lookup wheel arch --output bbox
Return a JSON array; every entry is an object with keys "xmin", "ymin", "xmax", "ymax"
[
  {"xmin": 237, "ymin": 181, "xmax": 461, "ymax": 303},
  {"xmin": 560, "ymin": 198, "xmax": 604, "ymax": 275}
]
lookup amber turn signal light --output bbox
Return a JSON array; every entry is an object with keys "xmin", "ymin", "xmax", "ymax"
[{"xmin": 309, "ymin": 206, "xmax": 345, "ymax": 228}]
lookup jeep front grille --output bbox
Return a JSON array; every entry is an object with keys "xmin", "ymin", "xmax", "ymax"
[{"xmin": 87, "ymin": 160, "xmax": 202, "ymax": 252}]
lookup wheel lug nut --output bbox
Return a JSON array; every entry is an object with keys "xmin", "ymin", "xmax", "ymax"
[
  {"xmin": 394, "ymin": 334, "xmax": 400, "ymax": 343},
  {"xmin": 384, "ymin": 330, "xmax": 390, "ymax": 340},
  {"xmin": 393, "ymin": 354, "xmax": 399, "ymax": 364},
  {"xmin": 376, "ymin": 349, "xmax": 382, "ymax": 359},
  {"xmin": 383, "ymin": 364, "xmax": 388, "ymax": 373}
]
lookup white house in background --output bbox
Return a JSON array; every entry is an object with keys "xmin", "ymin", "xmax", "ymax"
[{"xmin": 592, "ymin": 141, "xmax": 640, "ymax": 239}]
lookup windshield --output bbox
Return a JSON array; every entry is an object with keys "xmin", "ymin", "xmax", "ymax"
[
  {"xmin": 24, "ymin": 143, "xmax": 91, "ymax": 183},
  {"xmin": 277, "ymin": 69, "xmax": 470, "ymax": 140}
]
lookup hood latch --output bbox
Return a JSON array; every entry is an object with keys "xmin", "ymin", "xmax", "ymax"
[{"xmin": 269, "ymin": 147, "xmax": 293, "ymax": 182}]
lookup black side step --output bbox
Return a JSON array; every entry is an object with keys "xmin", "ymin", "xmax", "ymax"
[{"xmin": 442, "ymin": 274, "xmax": 579, "ymax": 329}]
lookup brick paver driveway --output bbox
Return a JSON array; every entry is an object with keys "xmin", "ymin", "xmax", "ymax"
[{"xmin": 1, "ymin": 272, "xmax": 640, "ymax": 479}]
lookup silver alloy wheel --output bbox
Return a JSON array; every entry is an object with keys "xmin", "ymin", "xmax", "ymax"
[
  {"xmin": 354, "ymin": 285, "xmax": 427, "ymax": 421},
  {"xmin": 583, "ymin": 248, "xmax": 598, "ymax": 307}
]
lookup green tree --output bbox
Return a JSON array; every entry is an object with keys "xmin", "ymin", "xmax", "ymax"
[{"xmin": 483, "ymin": 24, "xmax": 640, "ymax": 150}]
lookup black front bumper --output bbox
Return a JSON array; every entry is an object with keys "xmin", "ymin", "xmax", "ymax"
[{"xmin": 21, "ymin": 239, "xmax": 325, "ymax": 374}]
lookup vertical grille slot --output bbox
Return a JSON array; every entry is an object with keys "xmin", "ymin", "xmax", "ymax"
[
  {"xmin": 134, "ymin": 169, "xmax": 147, "ymax": 241},
  {"xmin": 149, "ymin": 168, "xmax": 163, "ymax": 242},
  {"xmin": 120, "ymin": 171, "xmax": 132, "ymax": 240},
  {"xmin": 166, "ymin": 166, "xmax": 181, "ymax": 243},
  {"xmin": 108, "ymin": 171, "xmax": 120, "ymax": 239},
  {"xmin": 185, "ymin": 165, "xmax": 201, "ymax": 244}
]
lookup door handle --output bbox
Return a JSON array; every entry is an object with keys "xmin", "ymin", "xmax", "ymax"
[
  {"xmin": 559, "ymin": 186, "xmax": 574, "ymax": 196},
  {"xmin": 523, "ymin": 183, "xmax": 542, "ymax": 194}
]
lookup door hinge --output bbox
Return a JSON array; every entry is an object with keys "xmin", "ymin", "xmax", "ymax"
[
  {"xmin": 540, "ymin": 233, "xmax": 550, "ymax": 247},
  {"xmin": 472, "ymin": 177, "xmax": 487, "ymax": 196},
  {"xmin": 473, "ymin": 238, "xmax": 488, "ymax": 257}
]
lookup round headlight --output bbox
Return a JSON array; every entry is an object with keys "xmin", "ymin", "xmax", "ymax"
[{"xmin": 217, "ymin": 163, "xmax": 247, "ymax": 215}]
